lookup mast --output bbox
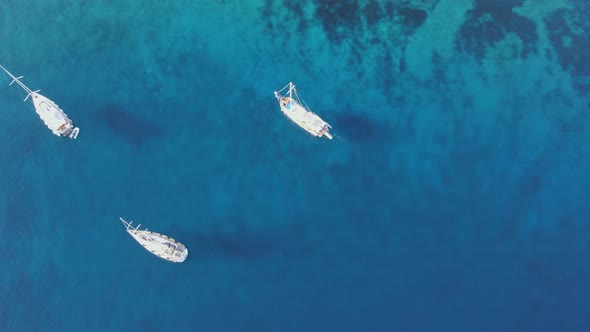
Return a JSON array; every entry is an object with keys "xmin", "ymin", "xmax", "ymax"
[
  {"xmin": 288, "ymin": 82, "xmax": 294, "ymax": 100},
  {"xmin": 0, "ymin": 64, "xmax": 41, "ymax": 102}
]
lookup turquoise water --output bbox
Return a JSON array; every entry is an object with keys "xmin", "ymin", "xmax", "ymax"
[{"xmin": 1, "ymin": 0, "xmax": 589, "ymax": 331}]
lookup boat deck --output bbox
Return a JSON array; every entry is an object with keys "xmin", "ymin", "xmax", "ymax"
[
  {"xmin": 31, "ymin": 93, "xmax": 74, "ymax": 137},
  {"xmin": 132, "ymin": 230, "xmax": 188, "ymax": 262},
  {"xmin": 280, "ymin": 97, "xmax": 331, "ymax": 137},
  {"xmin": 0, "ymin": 65, "xmax": 79, "ymax": 139}
]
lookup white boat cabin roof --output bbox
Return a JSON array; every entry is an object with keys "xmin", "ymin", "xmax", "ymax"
[{"xmin": 33, "ymin": 93, "xmax": 71, "ymax": 130}]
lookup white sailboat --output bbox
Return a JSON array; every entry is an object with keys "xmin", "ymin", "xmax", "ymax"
[
  {"xmin": 274, "ymin": 82, "xmax": 332, "ymax": 140},
  {"xmin": 0, "ymin": 65, "xmax": 79, "ymax": 139},
  {"xmin": 120, "ymin": 217, "xmax": 188, "ymax": 263}
]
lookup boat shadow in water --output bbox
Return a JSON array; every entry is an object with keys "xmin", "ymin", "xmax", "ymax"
[
  {"xmin": 185, "ymin": 224, "xmax": 315, "ymax": 261},
  {"xmin": 97, "ymin": 104, "xmax": 166, "ymax": 146},
  {"xmin": 331, "ymin": 112, "xmax": 392, "ymax": 143}
]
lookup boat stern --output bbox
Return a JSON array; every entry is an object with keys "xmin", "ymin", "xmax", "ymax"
[{"xmin": 179, "ymin": 248, "xmax": 189, "ymax": 262}]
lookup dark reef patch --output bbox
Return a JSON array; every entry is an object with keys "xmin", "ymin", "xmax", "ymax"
[
  {"xmin": 383, "ymin": 2, "xmax": 428, "ymax": 34},
  {"xmin": 186, "ymin": 223, "xmax": 314, "ymax": 260},
  {"xmin": 544, "ymin": 0, "xmax": 590, "ymax": 94},
  {"xmin": 260, "ymin": 0, "xmax": 438, "ymax": 83},
  {"xmin": 363, "ymin": 0, "xmax": 384, "ymax": 27},
  {"xmin": 282, "ymin": 0, "xmax": 304, "ymax": 17},
  {"xmin": 399, "ymin": 52, "xmax": 407, "ymax": 73},
  {"xmin": 97, "ymin": 104, "xmax": 166, "ymax": 146},
  {"xmin": 260, "ymin": 0, "xmax": 276, "ymax": 32},
  {"xmin": 314, "ymin": 0, "xmax": 361, "ymax": 43},
  {"xmin": 431, "ymin": 50, "xmax": 447, "ymax": 89},
  {"xmin": 332, "ymin": 111, "xmax": 392, "ymax": 143},
  {"xmin": 379, "ymin": 50, "xmax": 396, "ymax": 95},
  {"xmin": 282, "ymin": 0, "xmax": 307, "ymax": 32},
  {"xmin": 455, "ymin": 0, "xmax": 538, "ymax": 61},
  {"xmin": 384, "ymin": 1, "xmax": 394, "ymax": 17},
  {"xmin": 313, "ymin": 0, "xmax": 430, "ymax": 43},
  {"xmin": 397, "ymin": 7, "xmax": 428, "ymax": 31}
]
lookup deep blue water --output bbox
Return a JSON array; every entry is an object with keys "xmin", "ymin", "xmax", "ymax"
[{"xmin": 1, "ymin": 0, "xmax": 589, "ymax": 331}]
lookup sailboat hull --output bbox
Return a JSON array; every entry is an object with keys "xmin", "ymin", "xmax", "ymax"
[
  {"xmin": 274, "ymin": 82, "xmax": 332, "ymax": 140},
  {"xmin": 31, "ymin": 92, "xmax": 78, "ymax": 138},
  {"xmin": 278, "ymin": 97, "xmax": 333, "ymax": 139},
  {"xmin": 0, "ymin": 65, "xmax": 80, "ymax": 139},
  {"xmin": 120, "ymin": 217, "xmax": 188, "ymax": 263},
  {"xmin": 128, "ymin": 230, "xmax": 189, "ymax": 263}
]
